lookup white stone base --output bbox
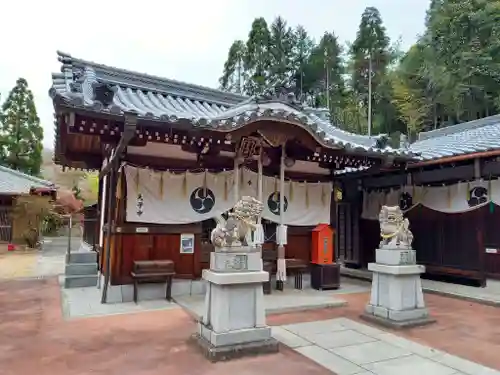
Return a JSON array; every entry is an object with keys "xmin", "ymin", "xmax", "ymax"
[
  {"xmin": 202, "ymin": 270, "xmax": 268, "ymax": 333},
  {"xmin": 364, "ymin": 256, "xmax": 434, "ymax": 328},
  {"xmin": 198, "ymin": 323, "xmax": 272, "ymax": 347}
]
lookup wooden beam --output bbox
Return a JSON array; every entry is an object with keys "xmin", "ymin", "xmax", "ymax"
[
  {"xmin": 99, "ymin": 113, "xmax": 138, "ymax": 179},
  {"xmin": 362, "ymin": 163, "xmax": 476, "ymax": 189},
  {"xmin": 482, "ymin": 160, "xmax": 500, "ymax": 177},
  {"xmin": 413, "ymin": 164, "xmax": 474, "ymax": 185},
  {"xmin": 123, "ymin": 154, "xmax": 332, "ymax": 182},
  {"xmin": 363, "ymin": 174, "xmax": 407, "ymax": 189}
]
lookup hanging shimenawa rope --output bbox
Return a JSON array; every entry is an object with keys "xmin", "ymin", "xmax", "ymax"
[
  {"xmin": 182, "ymin": 171, "xmax": 187, "ymax": 197},
  {"xmin": 289, "ymin": 180, "xmax": 294, "ymax": 202},
  {"xmin": 466, "ymin": 181, "xmax": 471, "ymax": 200},
  {"xmin": 321, "ymin": 183, "xmax": 326, "ymax": 205},
  {"xmin": 240, "ymin": 167, "xmax": 244, "ymax": 187}
]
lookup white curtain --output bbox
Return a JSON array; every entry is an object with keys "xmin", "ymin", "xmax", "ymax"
[
  {"xmin": 239, "ymin": 168, "xmax": 332, "ymax": 226},
  {"xmin": 124, "ymin": 166, "xmax": 332, "ymax": 226},
  {"xmin": 125, "ymin": 166, "xmax": 237, "ymax": 224},
  {"xmin": 362, "ymin": 179, "xmax": 500, "ymax": 220}
]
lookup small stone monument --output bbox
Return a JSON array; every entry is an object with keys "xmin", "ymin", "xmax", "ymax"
[
  {"xmin": 362, "ymin": 206, "xmax": 435, "ymax": 328},
  {"xmin": 194, "ymin": 196, "xmax": 279, "ymax": 361}
]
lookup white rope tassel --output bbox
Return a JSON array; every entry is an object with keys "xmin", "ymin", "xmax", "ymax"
[
  {"xmin": 278, "ymin": 224, "xmax": 288, "ymax": 245},
  {"xmin": 277, "ymin": 258, "xmax": 287, "ymax": 282},
  {"xmin": 276, "ymin": 224, "xmax": 288, "ymax": 281},
  {"xmin": 254, "ymin": 223, "xmax": 265, "ymax": 246}
]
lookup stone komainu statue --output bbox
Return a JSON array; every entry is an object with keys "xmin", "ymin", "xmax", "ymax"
[
  {"xmin": 378, "ymin": 205, "xmax": 413, "ymax": 249},
  {"xmin": 210, "ymin": 196, "xmax": 264, "ymax": 249}
]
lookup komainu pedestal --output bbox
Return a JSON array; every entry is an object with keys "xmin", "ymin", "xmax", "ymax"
[
  {"xmin": 193, "ymin": 197, "xmax": 278, "ymax": 362},
  {"xmin": 362, "ymin": 206, "xmax": 435, "ymax": 329}
]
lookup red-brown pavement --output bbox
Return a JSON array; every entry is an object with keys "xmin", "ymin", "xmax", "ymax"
[
  {"xmin": 0, "ymin": 278, "xmax": 330, "ymax": 375},
  {"xmin": 1, "ymin": 278, "xmax": 499, "ymax": 375}
]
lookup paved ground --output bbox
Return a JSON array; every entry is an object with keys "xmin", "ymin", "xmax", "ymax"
[
  {"xmin": 2, "ymin": 277, "xmax": 500, "ymax": 374},
  {"xmin": 0, "ymin": 278, "xmax": 333, "ymax": 375},
  {"xmin": 273, "ymin": 317, "xmax": 498, "ymax": 374},
  {"xmin": 61, "ymin": 281, "xmax": 181, "ymax": 319},
  {"xmin": 0, "ymin": 236, "xmax": 74, "ymax": 280},
  {"xmin": 62, "ymin": 277, "xmax": 369, "ymax": 319},
  {"xmin": 341, "ymin": 267, "xmax": 500, "ymax": 306},
  {"xmin": 267, "ymin": 293, "xmax": 500, "ymax": 372}
]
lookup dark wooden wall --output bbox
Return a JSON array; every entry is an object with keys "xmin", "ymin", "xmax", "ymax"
[
  {"xmin": 354, "ymin": 204, "xmax": 500, "ymax": 283},
  {"xmin": 110, "ymin": 224, "xmax": 203, "ymax": 285},
  {"xmin": 483, "ymin": 205, "xmax": 500, "ymax": 279},
  {"xmin": 408, "ymin": 206, "xmax": 484, "ymax": 282}
]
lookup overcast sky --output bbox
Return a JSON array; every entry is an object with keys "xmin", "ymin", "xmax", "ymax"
[{"xmin": 0, "ymin": 0, "xmax": 429, "ymax": 149}]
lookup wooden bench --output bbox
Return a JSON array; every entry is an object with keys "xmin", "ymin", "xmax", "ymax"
[
  {"xmin": 262, "ymin": 248, "xmax": 308, "ymax": 292},
  {"xmin": 131, "ymin": 260, "xmax": 175, "ymax": 303},
  {"xmin": 285, "ymin": 258, "xmax": 308, "ymax": 290}
]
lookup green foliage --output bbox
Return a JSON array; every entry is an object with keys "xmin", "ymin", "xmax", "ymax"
[
  {"xmin": 0, "ymin": 78, "xmax": 44, "ymax": 175},
  {"xmin": 244, "ymin": 17, "xmax": 272, "ymax": 95},
  {"xmin": 219, "ymin": 3, "xmax": 500, "ymax": 139},
  {"xmin": 219, "ymin": 40, "xmax": 247, "ymax": 93}
]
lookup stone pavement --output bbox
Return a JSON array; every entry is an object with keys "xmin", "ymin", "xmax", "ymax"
[
  {"xmin": 61, "ymin": 280, "xmax": 180, "ymax": 319},
  {"xmin": 273, "ymin": 317, "xmax": 499, "ymax": 375},
  {"xmin": 61, "ymin": 278, "xmax": 371, "ymax": 319},
  {"xmin": 174, "ymin": 280, "xmax": 369, "ymax": 321},
  {"xmin": 341, "ymin": 267, "xmax": 500, "ymax": 306},
  {"xmin": 423, "ymin": 278, "xmax": 500, "ymax": 306}
]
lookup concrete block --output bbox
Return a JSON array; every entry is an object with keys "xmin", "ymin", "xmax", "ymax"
[
  {"xmin": 69, "ymin": 252, "xmax": 97, "ymax": 264},
  {"xmin": 64, "ymin": 275, "xmax": 98, "ymax": 288},
  {"xmin": 65, "ymin": 263, "xmax": 97, "ymax": 276}
]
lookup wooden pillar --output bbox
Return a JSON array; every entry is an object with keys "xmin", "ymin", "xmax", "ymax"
[
  {"xmin": 276, "ymin": 145, "xmax": 287, "ymax": 289},
  {"xmin": 98, "ymin": 162, "xmax": 108, "ymax": 250},
  {"xmin": 101, "ymin": 161, "xmax": 117, "ymax": 303},
  {"xmin": 254, "ymin": 154, "xmax": 265, "ymax": 248},
  {"xmin": 233, "ymin": 157, "xmax": 240, "ymax": 203}
]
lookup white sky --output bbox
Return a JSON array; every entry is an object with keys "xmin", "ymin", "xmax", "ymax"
[{"xmin": 0, "ymin": 0, "xmax": 429, "ymax": 149}]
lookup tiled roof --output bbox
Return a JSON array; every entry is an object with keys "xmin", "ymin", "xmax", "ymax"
[
  {"xmin": 410, "ymin": 115, "xmax": 500, "ymax": 160},
  {"xmin": 48, "ymin": 51, "xmax": 417, "ymax": 159},
  {"xmin": 0, "ymin": 166, "xmax": 55, "ymax": 195}
]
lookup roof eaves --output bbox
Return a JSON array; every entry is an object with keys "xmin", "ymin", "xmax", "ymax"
[
  {"xmin": 418, "ymin": 114, "xmax": 500, "ymax": 141},
  {"xmin": 56, "ymin": 51, "xmax": 247, "ymax": 107}
]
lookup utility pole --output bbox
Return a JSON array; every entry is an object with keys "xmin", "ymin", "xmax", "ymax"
[
  {"xmin": 324, "ymin": 47, "xmax": 330, "ymax": 110},
  {"xmin": 237, "ymin": 59, "xmax": 242, "ymax": 94},
  {"xmin": 368, "ymin": 52, "xmax": 373, "ymax": 137}
]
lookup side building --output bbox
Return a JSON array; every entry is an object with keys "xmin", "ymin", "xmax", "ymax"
[{"xmin": 338, "ymin": 115, "xmax": 500, "ymax": 285}]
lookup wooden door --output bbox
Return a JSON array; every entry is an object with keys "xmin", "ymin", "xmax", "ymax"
[{"xmin": 336, "ymin": 202, "xmax": 360, "ymax": 266}]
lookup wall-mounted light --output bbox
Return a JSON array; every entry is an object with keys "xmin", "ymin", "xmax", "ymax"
[
  {"xmin": 284, "ymin": 157, "xmax": 295, "ymax": 168},
  {"xmin": 261, "ymin": 151, "xmax": 272, "ymax": 167}
]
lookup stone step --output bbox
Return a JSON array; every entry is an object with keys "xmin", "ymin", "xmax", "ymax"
[
  {"xmin": 65, "ymin": 263, "xmax": 98, "ymax": 276},
  {"xmin": 68, "ymin": 252, "xmax": 97, "ymax": 264},
  {"xmin": 64, "ymin": 274, "xmax": 98, "ymax": 288}
]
